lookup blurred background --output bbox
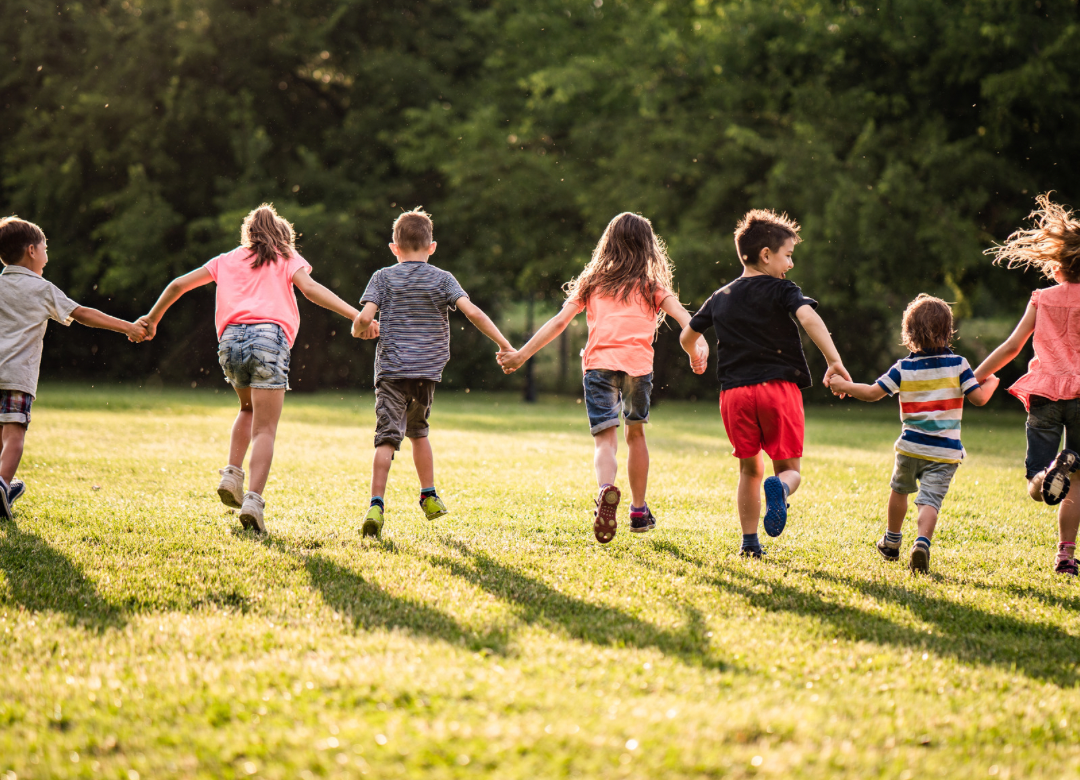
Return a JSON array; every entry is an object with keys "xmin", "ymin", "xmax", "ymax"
[{"xmin": 1, "ymin": 0, "xmax": 1076, "ymax": 402}]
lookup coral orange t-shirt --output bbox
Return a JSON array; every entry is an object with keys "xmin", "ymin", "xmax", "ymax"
[
  {"xmin": 567, "ymin": 287, "xmax": 673, "ymax": 377},
  {"xmin": 1009, "ymin": 282, "xmax": 1080, "ymax": 410},
  {"xmin": 204, "ymin": 247, "xmax": 312, "ymax": 347}
]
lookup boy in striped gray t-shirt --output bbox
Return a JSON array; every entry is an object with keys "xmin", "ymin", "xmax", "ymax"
[{"xmin": 351, "ymin": 208, "xmax": 513, "ymax": 539}]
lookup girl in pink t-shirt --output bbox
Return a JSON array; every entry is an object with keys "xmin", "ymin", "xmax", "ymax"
[
  {"xmin": 498, "ymin": 213, "xmax": 709, "ymax": 543},
  {"xmin": 139, "ymin": 204, "xmax": 367, "ymax": 533},
  {"xmin": 975, "ymin": 194, "xmax": 1080, "ymax": 575}
]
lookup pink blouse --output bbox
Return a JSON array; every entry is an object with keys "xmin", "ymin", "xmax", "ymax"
[{"xmin": 1009, "ymin": 282, "xmax": 1080, "ymax": 410}]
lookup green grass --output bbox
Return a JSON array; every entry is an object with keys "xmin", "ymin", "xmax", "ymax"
[{"xmin": 1, "ymin": 383, "xmax": 1077, "ymax": 779}]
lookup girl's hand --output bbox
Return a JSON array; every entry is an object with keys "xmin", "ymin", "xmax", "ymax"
[
  {"xmin": 359, "ymin": 320, "xmax": 380, "ymax": 340},
  {"xmin": 497, "ymin": 349, "xmax": 524, "ymax": 374},
  {"xmin": 690, "ymin": 337, "xmax": 709, "ymax": 374},
  {"xmin": 981, "ymin": 374, "xmax": 1000, "ymax": 396},
  {"xmin": 133, "ymin": 316, "xmax": 155, "ymax": 341}
]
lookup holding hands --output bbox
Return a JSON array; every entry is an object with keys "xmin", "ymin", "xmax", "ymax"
[{"xmin": 497, "ymin": 348, "xmax": 524, "ymax": 374}]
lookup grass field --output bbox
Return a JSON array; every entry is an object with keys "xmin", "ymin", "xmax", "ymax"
[{"xmin": 1, "ymin": 383, "xmax": 1078, "ymax": 779}]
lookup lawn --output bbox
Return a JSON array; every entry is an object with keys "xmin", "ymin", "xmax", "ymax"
[{"xmin": 1, "ymin": 383, "xmax": 1077, "ymax": 779}]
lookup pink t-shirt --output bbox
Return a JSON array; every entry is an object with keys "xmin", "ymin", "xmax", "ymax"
[
  {"xmin": 204, "ymin": 247, "xmax": 312, "ymax": 347},
  {"xmin": 568, "ymin": 286, "xmax": 673, "ymax": 377},
  {"xmin": 1009, "ymin": 282, "xmax": 1080, "ymax": 410}
]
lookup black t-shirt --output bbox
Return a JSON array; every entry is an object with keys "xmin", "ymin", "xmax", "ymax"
[{"xmin": 689, "ymin": 275, "xmax": 817, "ymax": 391}]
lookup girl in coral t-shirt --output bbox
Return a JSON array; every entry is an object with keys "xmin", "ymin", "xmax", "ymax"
[
  {"xmin": 139, "ymin": 204, "xmax": 368, "ymax": 533},
  {"xmin": 975, "ymin": 194, "xmax": 1080, "ymax": 575},
  {"xmin": 498, "ymin": 213, "xmax": 709, "ymax": 543}
]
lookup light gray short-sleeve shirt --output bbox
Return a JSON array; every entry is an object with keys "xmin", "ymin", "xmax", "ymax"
[{"xmin": 0, "ymin": 265, "xmax": 79, "ymax": 397}]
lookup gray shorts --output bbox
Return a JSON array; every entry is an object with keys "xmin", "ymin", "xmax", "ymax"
[
  {"xmin": 374, "ymin": 378, "xmax": 435, "ymax": 450},
  {"xmin": 217, "ymin": 323, "xmax": 291, "ymax": 390},
  {"xmin": 889, "ymin": 452, "xmax": 958, "ymax": 511}
]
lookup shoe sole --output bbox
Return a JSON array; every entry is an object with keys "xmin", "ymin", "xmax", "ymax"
[
  {"xmin": 594, "ymin": 485, "xmax": 620, "ymax": 544},
  {"xmin": 1043, "ymin": 450, "xmax": 1079, "ymax": 505},
  {"xmin": 909, "ymin": 546, "xmax": 929, "ymax": 573},
  {"xmin": 218, "ymin": 487, "xmax": 243, "ymax": 509},
  {"xmin": 424, "ymin": 509, "xmax": 448, "ymax": 521},
  {"xmin": 239, "ymin": 509, "xmax": 266, "ymax": 534},
  {"xmin": 763, "ymin": 477, "xmax": 787, "ymax": 537},
  {"xmin": 629, "ymin": 525, "xmax": 652, "ymax": 533},
  {"xmin": 361, "ymin": 519, "xmax": 383, "ymax": 539},
  {"xmin": 877, "ymin": 543, "xmax": 900, "ymax": 561},
  {"xmin": 7, "ymin": 482, "xmax": 24, "ymax": 506}
]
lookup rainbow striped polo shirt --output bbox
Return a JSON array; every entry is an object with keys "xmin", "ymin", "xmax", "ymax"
[{"xmin": 876, "ymin": 348, "xmax": 980, "ymax": 464}]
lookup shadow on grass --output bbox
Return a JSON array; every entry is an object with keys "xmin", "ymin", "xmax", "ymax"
[
  {"xmin": 649, "ymin": 539, "xmax": 1080, "ymax": 686},
  {"xmin": 262, "ymin": 538, "xmax": 510, "ymax": 653},
  {"xmin": 0, "ymin": 521, "xmax": 125, "ymax": 631},
  {"xmin": 429, "ymin": 539, "xmax": 724, "ymax": 670}
]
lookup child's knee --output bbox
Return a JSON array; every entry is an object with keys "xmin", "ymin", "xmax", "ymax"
[
  {"xmin": 738, "ymin": 456, "xmax": 764, "ymax": 478},
  {"xmin": 624, "ymin": 423, "xmax": 646, "ymax": 442}
]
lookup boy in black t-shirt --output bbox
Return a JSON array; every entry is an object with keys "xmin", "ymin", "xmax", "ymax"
[{"xmin": 680, "ymin": 209, "xmax": 849, "ymax": 557}]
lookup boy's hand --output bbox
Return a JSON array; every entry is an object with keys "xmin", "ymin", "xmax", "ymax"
[
  {"xmin": 980, "ymin": 374, "xmax": 1000, "ymax": 396},
  {"xmin": 497, "ymin": 349, "xmax": 525, "ymax": 374},
  {"xmin": 823, "ymin": 361, "xmax": 851, "ymax": 387},
  {"xmin": 690, "ymin": 337, "xmax": 709, "ymax": 374},
  {"xmin": 828, "ymin": 376, "xmax": 853, "ymax": 397},
  {"xmin": 135, "ymin": 316, "xmax": 156, "ymax": 341},
  {"xmin": 126, "ymin": 320, "xmax": 148, "ymax": 343},
  {"xmin": 358, "ymin": 320, "xmax": 380, "ymax": 340}
]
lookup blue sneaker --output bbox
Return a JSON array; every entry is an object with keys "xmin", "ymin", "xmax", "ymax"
[
  {"xmin": 7, "ymin": 480, "xmax": 25, "ymax": 506},
  {"xmin": 763, "ymin": 476, "xmax": 788, "ymax": 537}
]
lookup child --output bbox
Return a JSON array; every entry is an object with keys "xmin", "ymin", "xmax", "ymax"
[
  {"xmin": 0, "ymin": 216, "xmax": 146, "ymax": 519},
  {"xmin": 828, "ymin": 295, "xmax": 998, "ymax": 572},
  {"xmin": 352, "ymin": 207, "xmax": 512, "ymax": 539},
  {"xmin": 497, "ymin": 212, "xmax": 709, "ymax": 543},
  {"xmin": 679, "ymin": 209, "xmax": 848, "ymax": 558},
  {"xmin": 972, "ymin": 194, "xmax": 1080, "ymax": 575},
  {"xmin": 137, "ymin": 204, "xmax": 364, "ymax": 533}
]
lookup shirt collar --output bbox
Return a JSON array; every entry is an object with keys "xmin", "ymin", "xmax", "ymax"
[
  {"xmin": 908, "ymin": 347, "xmax": 954, "ymax": 358},
  {"xmin": 0, "ymin": 265, "xmax": 39, "ymax": 278}
]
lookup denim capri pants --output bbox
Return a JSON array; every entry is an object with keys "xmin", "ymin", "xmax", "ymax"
[
  {"xmin": 1025, "ymin": 396, "xmax": 1080, "ymax": 479},
  {"xmin": 217, "ymin": 323, "xmax": 291, "ymax": 390}
]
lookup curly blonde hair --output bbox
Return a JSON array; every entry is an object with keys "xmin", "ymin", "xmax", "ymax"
[
  {"xmin": 985, "ymin": 193, "xmax": 1080, "ymax": 283},
  {"xmin": 563, "ymin": 213, "xmax": 674, "ymax": 324}
]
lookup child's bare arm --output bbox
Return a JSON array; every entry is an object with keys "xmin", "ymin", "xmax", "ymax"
[
  {"xmin": 974, "ymin": 303, "xmax": 1036, "ymax": 381},
  {"xmin": 828, "ymin": 376, "xmax": 887, "ymax": 402},
  {"xmin": 661, "ymin": 296, "xmax": 708, "ymax": 374},
  {"xmin": 72, "ymin": 307, "xmax": 147, "ymax": 342},
  {"xmin": 351, "ymin": 302, "xmax": 380, "ymax": 339},
  {"xmin": 139, "ymin": 267, "xmax": 214, "ymax": 338},
  {"xmin": 497, "ymin": 303, "xmax": 578, "ymax": 373},
  {"xmin": 795, "ymin": 305, "xmax": 851, "ymax": 385},
  {"xmin": 456, "ymin": 297, "xmax": 514, "ymax": 351},
  {"xmin": 966, "ymin": 374, "xmax": 1000, "ymax": 406},
  {"xmin": 292, "ymin": 269, "xmax": 361, "ymax": 322}
]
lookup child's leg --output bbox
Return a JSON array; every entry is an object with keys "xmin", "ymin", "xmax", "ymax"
[
  {"xmin": 1024, "ymin": 398, "xmax": 1064, "ymax": 502},
  {"xmin": 887, "ymin": 490, "xmax": 908, "ymax": 533},
  {"xmin": 594, "ymin": 426, "xmax": 619, "ymax": 488},
  {"xmin": 228, "ymin": 387, "xmax": 254, "ymax": 468},
  {"xmin": 0, "ymin": 423, "xmax": 27, "ymax": 484},
  {"xmin": 737, "ymin": 454, "xmax": 765, "ymax": 534},
  {"xmin": 246, "ymin": 388, "xmax": 286, "ymax": 495},
  {"xmin": 410, "ymin": 435, "xmax": 434, "ymax": 489},
  {"xmin": 624, "ymin": 423, "xmax": 648, "ymax": 508},
  {"xmin": 771, "ymin": 457, "xmax": 801, "ymax": 496},
  {"xmin": 371, "ymin": 444, "xmax": 396, "ymax": 498},
  {"xmin": 915, "ymin": 503, "xmax": 940, "ymax": 541}
]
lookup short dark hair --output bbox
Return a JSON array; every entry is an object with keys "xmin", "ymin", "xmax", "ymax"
[
  {"xmin": 0, "ymin": 216, "xmax": 46, "ymax": 266},
  {"xmin": 901, "ymin": 294, "xmax": 955, "ymax": 352},
  {"xmin": 393, "ymin": 207, "xmax": 434, "ymax": 251},
  {"xmin": 733, "ymin": 209, "xmax": 801, "ymax": 266}
]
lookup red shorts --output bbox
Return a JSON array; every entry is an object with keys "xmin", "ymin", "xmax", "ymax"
[{"xmin": 719, "ymin": 380, "xmax": 804, "ymax": 460}]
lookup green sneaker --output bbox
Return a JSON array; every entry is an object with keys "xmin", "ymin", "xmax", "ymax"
[
  {"xmin": 420, "ymin": 494, "xmax": 448, "ymax": 520},
  {"xmin": 362, "ymin": 505, "xmax": 384, "ymax": 539}
]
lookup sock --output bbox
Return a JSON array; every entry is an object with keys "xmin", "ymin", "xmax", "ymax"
[
  {"xmin": 742, "ymin": 532, "xmax": 760, "ymax": 549},
  {"xmin": 420, "ymin": 487, "xmax": 437, "ymax": 500},
  {"xmin": 782, "ymin": 481, "xmax": 790, "ymax": 498},
  {"xmin": 915, "ymin": 535, "xmax": 931, "ymax": 548},
  {"xmin": 884, "ymin": 530, "xmax": 903, "ymax": 547},
  {"xmin": 1057, "ymin": 542, "xmax": 1076, "ymax": 564},
  {"xmin": 370, "ymin": 496, "xmax": 384, "ymax": 510},
  {"xmin": 630, "ymin": 503, "xmax": 647, "ymax": 514}
]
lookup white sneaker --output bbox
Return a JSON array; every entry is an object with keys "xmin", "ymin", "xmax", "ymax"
[
  {"xmin": 239, "ymin": 491, "xmax": 266, "ymax": 534},
  {"xmin": 217, "ymin": 465, "xmax": 245, "ymax": 508}
]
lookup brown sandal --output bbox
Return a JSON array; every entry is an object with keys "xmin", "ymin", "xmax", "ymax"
[{"xmin": 593, "ymin": 484, "xmax": 620, "ymax": 543}]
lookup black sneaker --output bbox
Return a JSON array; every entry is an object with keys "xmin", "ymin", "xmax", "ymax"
[
  {"xmin": 1042, "ymin": 449, "xmax": 1079, "ymax": 505},
  {"xmin": 739, "ymin": 545, "xmax": 766, "ymax": 559},
  {"xmin": 629, "ymin": 506, "xmax": 656, "ymax": 533},
  {"xmin": 876, "ymin": 535, "xmax": 900, "ymax": 561},
  {"xmin": 0, "ymin": 477, "xmax": 11, "ymax": 521},
  {"xmin": 7, "ymin": 480, "xmax": 25, "ymax": 506}
]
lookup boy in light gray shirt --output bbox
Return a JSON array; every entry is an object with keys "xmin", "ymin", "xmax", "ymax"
[{"xmin": 0, "ymin": 217, "xmax": 146, "ymax": 519}]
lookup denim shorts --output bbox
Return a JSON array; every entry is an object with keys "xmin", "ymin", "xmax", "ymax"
[
  {"xmin": 583, "ymin": 369, "xmax": 652, "ymax": 435},
  {"xmin": 217, "ymin": 323, "xmax": 291, "ymax": 390},
  {"xmin": 889, "ymin": 452, "xmax": 958, "ymax": 511},
  {"xmin": 1025, "ymin": 396, "xmax": 1080, "ymax": 479}
]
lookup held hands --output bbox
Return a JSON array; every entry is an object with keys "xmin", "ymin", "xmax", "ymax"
[
  {"xmin": 128, "ymin": 317, "xmax": 154, "ymax": 343},
  {"xmin": 823, "ymin": 361, "xmax": 852, "ymax": 398},
  {"xmin": 980, "ymin": 373, "xmax": 1001, "ymax": 397},
  {"xmin": 828, "ymin": 376, "xmax": 854, "ymax": 398},
  {"xmin": 351, "ymin": 314, "xmax": 379, "ymax": 339},
  {"xmin": 690, "ymin": 336, "xmax": 709, "ymax": 375},
  {"xmin": 497, "ymin": 348, "xmax": 525, "ymax": 374}
]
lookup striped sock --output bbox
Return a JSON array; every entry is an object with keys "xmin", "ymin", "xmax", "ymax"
[
  {"xmin": 884, "ymin": 530, "xmax": 903, "ymax": 547},
  {"xmin": 915, "ymin": 535, "xmax": 931, "ymax": 548},
  {"xmin": 1057, "ymin": 542, "xmax": 1076, "ymax": 565},
  {"xmin": 370, "ymin": 496, "xmax": 384, "ymax": 510}
]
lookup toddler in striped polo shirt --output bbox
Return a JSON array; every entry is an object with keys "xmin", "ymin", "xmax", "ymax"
[{"xmin": 828, "ymin": 295, "xmax": 998, "ymax": 572}]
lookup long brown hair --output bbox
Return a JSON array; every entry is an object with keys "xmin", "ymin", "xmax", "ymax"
[
  {"xmin": 563, "ymin": 213, "xmax": 674, "ymax": 321},
  {"xmin": 240, "ymin": 204, "xmax": 296, "ymax": 269},
  {"xmin": 986, "ymin": 193, "xmax": 1080, "ymax": 283}
]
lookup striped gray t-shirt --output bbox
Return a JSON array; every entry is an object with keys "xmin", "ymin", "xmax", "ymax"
[{"xmin": 361, "ymin": 261, "xmax": 467, "ymax": 382}]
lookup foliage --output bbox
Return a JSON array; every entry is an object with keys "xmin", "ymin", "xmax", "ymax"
[{"xmin": 1, "ymin": 1, "xmax": 1077, "ymax": 392}]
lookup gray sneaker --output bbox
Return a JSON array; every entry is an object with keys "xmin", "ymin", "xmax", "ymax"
[
  {"xmin": 239, "ymin": 491, "xmax": 266, "ymax": 534},
  {"xmin": 217, "ymin": 465, "xmax": 245, "ymax": 508}
]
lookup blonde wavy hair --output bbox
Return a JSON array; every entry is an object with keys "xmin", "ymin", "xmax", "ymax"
[{"xmin": 986, "ymin": 193, "xmax": 1080, "ymax": 283}]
